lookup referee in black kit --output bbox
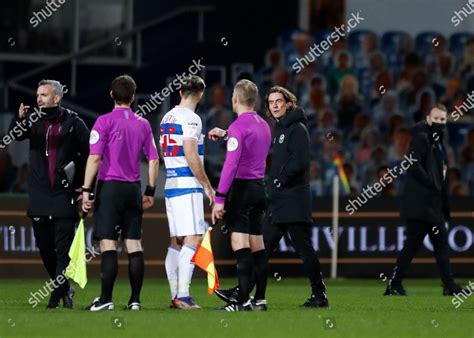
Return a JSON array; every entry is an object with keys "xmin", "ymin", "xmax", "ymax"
[
  {"xmin": 7, "ymin": 80, "xmax": 90, "ymax": 309},
  {"xmin": 82, "ymin": 75, "xmax": 159, "ymax": 311},
  {"xmin": 211, "ymin": 86, "xmax": 329, "ymax": 308},
  {"xmin": 385, "ymin": 104, "xmax": 466, "ymax": 296}
]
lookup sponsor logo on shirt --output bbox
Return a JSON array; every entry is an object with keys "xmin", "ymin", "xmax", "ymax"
[
  {"xmin": 89, "ymin": 130, "xmax": 100, "ymax": 144},
  {"xmin": 227, "ymin": 137, "xmax": 239, "ymax": 152}
]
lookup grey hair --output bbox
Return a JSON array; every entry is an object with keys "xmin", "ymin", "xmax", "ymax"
[{"xmin": 38, "ymin": 79, "xmax": 64, "ymax": 98}]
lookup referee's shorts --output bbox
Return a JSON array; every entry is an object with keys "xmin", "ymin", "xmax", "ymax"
[
  {"xmin": 224, "ymin": 179, "xmax": 267, "ymax": 235},
  {"xmin": 93, "ymin": 180, "xmax": 143, "ymax": 241}
]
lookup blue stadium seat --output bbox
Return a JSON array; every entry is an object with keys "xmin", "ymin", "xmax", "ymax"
[
  {"xmin": 449, "ymin": 32, "xmax": 472, "ymax": 59},
  {"xmin": 381, "ymin": 31, "xmax": 411, "ymax": 54},
  {"xmin": 277, "ymin": 28, "xmax": 304, "ymax": 50},
  {"xmin": 347, "ymin": 30, "xmax": 377, "ymax": 54},
  {"xmin": 415, "ymin": 31, "xmax": 444, "ymax": 57}
]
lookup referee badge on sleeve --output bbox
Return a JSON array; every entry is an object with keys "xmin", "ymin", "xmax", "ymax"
[
  {"xmin": 227, "ymin": 137, "xmax": 239, "ymax": 152},
  {"xmin": 89, "ymin": 130, "xmax": 100, "ymax": 144}
]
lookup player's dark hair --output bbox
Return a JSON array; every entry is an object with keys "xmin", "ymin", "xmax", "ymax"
[
  {"xmin": 111, "ymin": 74, "xmax": 136, "ymax": 105},
  {"xmin": 264, "ymin": 85, "xmax": 297, "ymax": 117},
  {"xmin": 180, "ymin": 75, "xmax": 206, "ymax": 98}
]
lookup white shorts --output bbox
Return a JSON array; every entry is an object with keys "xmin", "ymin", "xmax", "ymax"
[{"xmin": 165, "ymin": 192, "xmax": 206, "ymax": 237}]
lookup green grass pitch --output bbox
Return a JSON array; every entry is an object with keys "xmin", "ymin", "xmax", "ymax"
[{"xmin": 0, "ymin": 278, "xmax": 472, "ymax": 337}]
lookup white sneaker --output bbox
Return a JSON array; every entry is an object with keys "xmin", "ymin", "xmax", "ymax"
[
  {"xmin": 126, "ymin": 302, "xmax": 141, "ymax": 310},
  {"xmin": 86, "ymin": 297, "xmax": 114, "ymax": 311}
]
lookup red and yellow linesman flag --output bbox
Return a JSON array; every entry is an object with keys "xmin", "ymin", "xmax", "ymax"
[
  {"xmin": 191, "ymin": 228, "xmax": 219, "ymax": 294},
  {"xmin": 333, "ymin": 154, "xmax": 351, "ymax": 195}
]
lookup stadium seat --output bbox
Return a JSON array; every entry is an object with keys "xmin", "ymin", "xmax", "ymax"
[
  {"xmin": 449, "ymin": 32, "xmax": 472, "ymax": 59},
  {"xmin": 347, "ymin": 30, "xmax": 377, "ymax": 54},
  {"xmin": 415, "ymin": 31, "xmax": 444, "ymax": 57},
  {"xmin": 277, "ymin": 28, "xmax": 304, "ymax": 55},
  {"xmin": 381, "ymin": 31, "xmax": 411, "ymax": 54}
]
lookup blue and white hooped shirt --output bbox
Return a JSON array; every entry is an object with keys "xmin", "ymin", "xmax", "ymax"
[{"xmin": 160, "ymin": 106, "xmax": 204, "ymax": 198}]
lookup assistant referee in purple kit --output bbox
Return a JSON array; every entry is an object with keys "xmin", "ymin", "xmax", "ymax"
[{"xmin": 81, "ymin": 75, "xmax": 159, "ymax": 311}]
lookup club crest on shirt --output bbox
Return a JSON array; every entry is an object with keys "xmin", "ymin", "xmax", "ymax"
[
  {"xmin": 279, "ymin": 134, "xmax": 285, "ymax": 144},
  {"xmin": 227, "ymin": 137, "xmax": 239, "ymax": 152},
  {"xmin": 89, "ymin": 130, "xmax": 100, "ymax": 144}
]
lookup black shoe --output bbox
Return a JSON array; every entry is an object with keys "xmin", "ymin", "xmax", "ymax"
[
  {"xmin": 214, "ymin": 286, "xmax": 239, "ymax": 304},
  {"xmin": 62, "ymin": 286, "xmax": 75, "ymax": 309},
  {"xmin": 384, "ymin": 282, "xmax": 407, "ymax": 296},
  {"xmin": 443, "ymin": 283, "xmax": 468, "ymax": 296},
  {"xmin": 85, "ymin": 297, "xmax": 114, "ymax": 311},
  {"xmin": 252, "ymin": 299, "xmax": 268, "ymax": 311},
  {"xmin": 46, "ymin": 300, "xmax": 59, "ymax": 309},
  {"xmin": 218, "ymin": 300, "xmax": 253, "ymax": 312},
  {"xmin": 300, "ymin": 292, "xmax": 329, "ymax": 308}
]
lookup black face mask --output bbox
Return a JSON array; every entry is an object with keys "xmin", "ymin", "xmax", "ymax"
[
  {"xmin": 40, "ymin": 106, "xmax": 61, "ymax": 121},
  {"xmin": 430, "ymin": 122, "xmax": 445, "ymax": 140}
]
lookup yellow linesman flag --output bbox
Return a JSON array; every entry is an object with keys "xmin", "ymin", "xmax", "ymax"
[
  {"xmin": 65, "ymin": 218, "xmax": 88, "ymax": 288},
  {"xmin": 191, "ymin": 228, "xmax": 219, "ymax": 294}
]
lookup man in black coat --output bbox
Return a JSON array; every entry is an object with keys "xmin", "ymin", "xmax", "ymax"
[
  {"xmin": 6, "ymin": 80, "xmax": 90, "ymax": 308},
  {"xmin": 210, "ymin": 86, "xmax": 328, "ymax": 308},
  {"xmin": 385, "ymin": 104, "xmax": 465, "ymax": 296}
]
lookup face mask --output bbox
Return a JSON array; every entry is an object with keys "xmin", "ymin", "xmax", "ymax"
[{"xmin": 430, "ymin": 122, "xmax": 445, "ymax": 140}]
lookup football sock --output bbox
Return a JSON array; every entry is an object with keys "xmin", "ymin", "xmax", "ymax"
[
  {"xmin": 128, "ymin": 251, "xmax": 144, "ymax": 304},
  {"xmin": 235, "ymin": 248, "xmax": 253, "ymax": 304},
  {"xmin": 253, "ymin": 249, "xmax": 268, "ymax": 300},
  {"xmin": 177, "ymin": 244, "xmax": 196, "ymax": 298},
  {"xmin": 100, "ymin": 250, "xmax": 118, "ymax": 303},
  {"xmin": 165, "ymin": 246, "xmax": 181, "ymax": 299}
]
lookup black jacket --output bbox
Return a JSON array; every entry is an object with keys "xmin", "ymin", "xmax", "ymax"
[
  {"xmin": 8, "ymin": 107, "xmax": 90, "ymax": 218},
  {"xmin": 400, "ymin": 122, "xmax": 450, "ymax": 225},
  {"xmin": 269, "ymin": 108, "xmax": 312, "ymax": 224}
]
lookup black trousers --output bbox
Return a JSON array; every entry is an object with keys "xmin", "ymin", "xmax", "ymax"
[
  {"xmin": 32, "ymin": 217, "xmax": 76, "ymax": 300},
  {"xmin": 264, "ymin": 222, "xmax": 325, "ymax": 293},
  {"xmin": 391, "ymin": 219, "xmax": 454, "ymax": 285}
]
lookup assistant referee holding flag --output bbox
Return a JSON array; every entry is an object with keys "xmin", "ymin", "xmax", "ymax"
[
  {"xmin": 385, "ymin": 104, "xmax": 466, "ymax": 296},
  {"xmin": 82, "ymin": 75, "xmax": 159, "ymax": 311},
  {"xmin": 211, "ymin": 79, "xmax": 272, "ymax": 312}
]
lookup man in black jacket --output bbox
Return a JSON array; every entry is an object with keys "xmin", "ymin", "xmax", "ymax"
[
  {"xmin": 6, "ymin": 80, "xmax": 90, "ymax": 308},
  {"xmin": 385, "ymin": 104, "xmax": 465, "ymax": 296},
  {"xmin": 209, "ymin": 86, "xmax": 328, "ymax": 308}
]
